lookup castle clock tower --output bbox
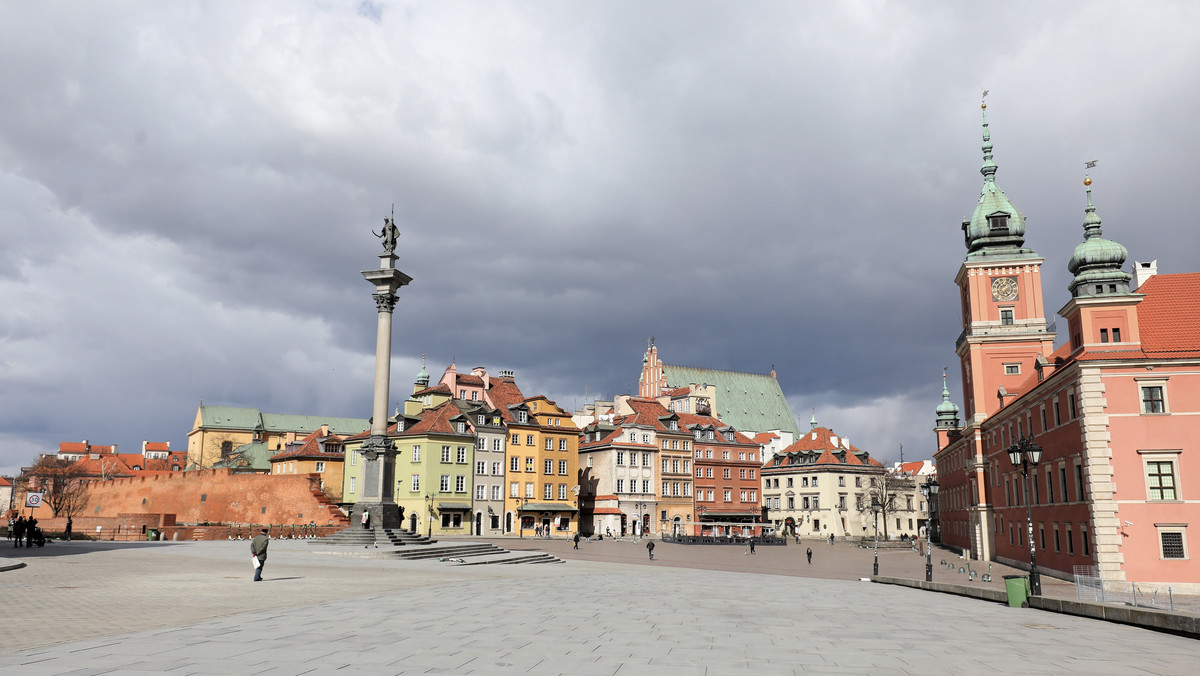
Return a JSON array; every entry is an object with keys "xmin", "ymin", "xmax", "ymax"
[{"xmin": 955, "ymin": 99, "xmax": 1055, "ymax": 424}]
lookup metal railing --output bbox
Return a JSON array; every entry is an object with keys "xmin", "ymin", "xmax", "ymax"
[{"xmin": 1073, "ymin": 565, "xmax": 1196, "ymax": 615}]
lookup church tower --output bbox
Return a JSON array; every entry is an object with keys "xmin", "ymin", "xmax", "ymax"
[{"xmin": 954, "ymin": 98, "xmax": 1056, "ymax": 423}]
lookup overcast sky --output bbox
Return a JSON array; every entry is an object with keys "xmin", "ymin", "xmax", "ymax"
[{"xmin": 2, "ymin": 2, "xmax": 1197, "ymax": 477}]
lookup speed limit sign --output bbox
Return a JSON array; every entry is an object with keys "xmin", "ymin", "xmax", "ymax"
[{"xmin": 25, "ymin": 493, "xmax": 43, "ymax": 508}]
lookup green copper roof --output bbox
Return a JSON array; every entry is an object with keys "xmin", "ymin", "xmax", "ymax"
[
  {"xmin": 1068, "ymin": 177, "xmax": 1131, "ymax": 297},
  {"xmin": 935, "ymin": 373, "xmax": 960, "ymax": 427},
  {"xmin": 212, "ymin": 441, "xmax": 274, "ymax": 472},
  {"xmin": 198, "ymin": 405, "xmax": 369, "ymax": 436},
  {"xmin": 662, "ymin": 365, "xmax": 800, "ymax": 436},
  {"xmin": 962, "ymin": 102, "xmax": 1038, "ymax": 259}
]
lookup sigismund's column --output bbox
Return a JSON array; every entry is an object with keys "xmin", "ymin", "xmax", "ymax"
[{"xmin": 358, "ymin": 213, "xmax": 412, "ymax": 529}]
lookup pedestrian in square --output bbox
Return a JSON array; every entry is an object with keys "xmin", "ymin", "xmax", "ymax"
[
  {"xmin": 251, "ymin": 528, "xmax": 269, "ymax": 581},
  {"xmin": 646, "ymin": 540, "xmax": 655, "ymax": 560},
  {"xmin": 12, "ymin": 516, "xmax": 24, "ymax": 548},
  {"xmin": 806, "ymin": 547, "xmax": 813, "ymax": 564},
  {"xmin": 361, "ymin": 510, "xmax": 370, "ymax": 530},
  {"xmin": 573, "ymin": 532, "xmax": 580, "ymax": 549},
  {"xmin": 749, "ymin": 539, "xmax": 756, "ymax": 555}
]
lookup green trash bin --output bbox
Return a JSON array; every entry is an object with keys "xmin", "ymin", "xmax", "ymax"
[
  {"xmin": 146, "ymin": 529, "xmax": 158, "ymax": 542},
  {"xmin": 1003, "ymin": 574, "xmax": 1029, "ymax": 608}
]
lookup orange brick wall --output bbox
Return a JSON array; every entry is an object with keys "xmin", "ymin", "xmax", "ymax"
[{"xmin": 79, "ymin": 469, "xmax": 349, "ymax": 526}]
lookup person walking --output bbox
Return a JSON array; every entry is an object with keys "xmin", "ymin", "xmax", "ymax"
[
  {"xmin": 749, "ymin": 539, "xmax": 756, "ymax": 555},
  {"xmin": 13, "ymin": 516, "xmax": 24, "ymax": 548},
  {"xmin": 806, "ymin": 547, "xmax": 813, "ymax": 564},
  {"xmin": 251, "ymin": 528, "xmax": 269, "ymax": 581},
  {"xmin": 573, "ymin": 532, "xmax": 580, "ymax": 550},
  {"xmin": 361, "ymin": 510, "xmax": 370, "ymax": 530},
  {"xmin": 25, "ymin": 517, "xmax": 37, "ymax": 548},
  {"xmin": 64, "ymin": 517, "xmax": 73, "ymax": 541},
  {"xmin": 646, "ymin": 540, "xmax": 655, "ymax": 560}
]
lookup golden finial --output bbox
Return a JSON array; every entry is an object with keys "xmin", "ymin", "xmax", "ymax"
[
  {"xmin": 1084, "ymin": 176, "xmax": 1092, "ymax": 186},
  {"xmin": 1084, "ymin": 160, "xmax": 1097, "ymax": 186}
]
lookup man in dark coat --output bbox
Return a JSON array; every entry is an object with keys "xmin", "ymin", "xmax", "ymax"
[
  {"xmin": 13, "ymin": 516, "xmax": 24, "ymax": 548},
  {"xmin": 251, "ymin": 528, "xmax": 269, "ymax": 581}
]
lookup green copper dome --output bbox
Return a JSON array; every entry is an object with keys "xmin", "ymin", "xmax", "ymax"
[
  {"xmin": 962, "ymin": 102, "xmax": 1037, "ymax": 259},
  {"xmin": 1067, "ymin": 178, "xmax": 1131, "ymax": 298},
  {"xmin": 415, "ymin": 354, "xmax": 430, "ymax": 384},
  {"xmin": 935, "ymin": 373, "xmax": 960, "ymax": 428}
]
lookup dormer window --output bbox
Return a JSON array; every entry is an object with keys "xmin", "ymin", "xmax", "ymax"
[
  {"xmin": 706, "ymin": 430, "xmax": 715, "ymax": 441},
  {"xmin": 477, "ymin": 415, "xmax": 485, "ymax": 425},
  {"xmin": 694, "ymin": 431, "xmax": 702, "ymax": 440},
  {"xmin": 518, "ymin": 411, "xmax": 528, "ymax": 424},
  {"xmin": 669, "ymin": 420, "xmax": 678, "ymax": 431},
  {"xmin": 724, "ymin": 431, "xmax": 734, "ymax": 442},
  {"xmin": 988, "ymin": 213, "xmax": 1008, "ymax": 232},
  {"xmin": 457, "ymin": 422, "xmax": 466, "ymax": 433},
  {"xmin": 397, "ymin": 421, "xmax": 404, "ymax": 432}
]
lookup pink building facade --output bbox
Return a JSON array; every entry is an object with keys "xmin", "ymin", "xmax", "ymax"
[{"xmin": 934, "ymin": 104, "xmax": 1200, "ymax": 589}]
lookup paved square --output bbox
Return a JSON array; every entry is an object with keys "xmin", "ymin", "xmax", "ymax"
[{"xmin": 1, "ymin": 539, "xmax": 1196, "ymax": 674}]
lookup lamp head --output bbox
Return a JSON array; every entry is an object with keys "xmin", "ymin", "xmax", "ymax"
[
  {"xmin": 1027, "ymin": 440, "xmax": 1043, "ymax": 466},
  {"xmin": 1007, "ymin": 445, "xmax": 1021, "ymax": 467}
]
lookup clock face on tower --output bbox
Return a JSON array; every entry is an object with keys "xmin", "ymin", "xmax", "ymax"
[{"xmin": 992, "ymin": 277, "xmax": 1019, "ymax": 302}]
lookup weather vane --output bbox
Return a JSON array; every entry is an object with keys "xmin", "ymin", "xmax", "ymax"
[{"xmin": 1085, "ymin": 160, "xmax": 1098, "ymax": 186}]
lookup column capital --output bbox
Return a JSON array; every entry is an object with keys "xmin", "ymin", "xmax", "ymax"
[{"xmin": 372, "ymin": 293, "xmax": 397, "ymax": 313}]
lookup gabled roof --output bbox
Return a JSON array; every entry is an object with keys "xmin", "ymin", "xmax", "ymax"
[
  {"xmin": 214, "ymin": 441, "xmax": 275, "ymax": 472},
  {"xmin": 485, "ymin": 378, "xmax": 529, "ymax": 424},
  {"xmin": 412, "ymin": 384, "xmax": 453, "ymax": 397},
  {"xmin": 623, "ymin": 398, "xmax": 689, "ymax": 432},
  {"xmin": 662, "ymin": 364, "xmax": 800, "ymax": 436},
  {"xmin": 0, "ymin": 476, "xmax": 12, "ymax": 487},
  {"xmin": 674, "ymin": 412, "xmax": 757, "ymax": 446},
  {"xmin": 143, "ymin": 442, "xmax": 171, "ymax": 452}
]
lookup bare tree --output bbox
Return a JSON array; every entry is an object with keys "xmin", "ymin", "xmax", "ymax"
[
  {"xmin": 18, "ymin": 456, "xmax": 90, "ymax": 519},
  {"xmin": 861, "ymin": 473, "xmax": 914, "ymax": 539}
]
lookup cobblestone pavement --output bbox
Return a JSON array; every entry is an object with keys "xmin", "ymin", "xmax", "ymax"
[{"xmin": 1, "ymin": 539, "xmax": 1197, "ymax": 674}]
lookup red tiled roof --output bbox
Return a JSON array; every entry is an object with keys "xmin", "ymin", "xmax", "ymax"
[
  {"xmin": 0, "ymin": 476, "xmax": 13, "ymax": 487},
  {"xmin": 591, "ymin": 508, "xmax": 624, "ymax": 515},
  {"xmin": 485, "ymin": 378, "xmax": 529, "ymax": 424},
  {"xmin": 412, "ymin": 384, "xmax": 452, "ymax": 397},
  {"xmin": 674, "ymin": 412, "xmax": 757, "ymax": 445},
  {"xmin": 456, "ymin": 374, "xmax": 485, "ymax": 386},
  {"xmin": 402, "ymin": 400, "xmax": 471, "ymax": 437},
  {"xmin": 766, "ymin": 426, "xmax": 880, "ymax": 468},
  {"xmin": 143, "ymin": 442, "xmax": 170, "ymax": 452},
  {"xmin": 1137, "ymin": 273, "xmax": 1200, "ymax": 354},
  {"xmin": 271, "ymin": 428, "xmax": 347, "ymax": 461},
  {"xmin": 751, "ymin": 432, "xmax": 779, "ymax": 445}
]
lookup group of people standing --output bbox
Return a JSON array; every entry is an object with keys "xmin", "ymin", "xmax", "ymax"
[{"xmin": 8, "ymin": 515, "xmax": 42, "ymax": 548}]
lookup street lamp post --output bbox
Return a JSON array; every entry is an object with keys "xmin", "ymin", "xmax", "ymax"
[
  {"xmin": 1007, "ymin": 435, "xmax": 1043, "ymax": 597},
  {"xmin": 516, "ymin": 495, "xmax": 529, "ymax": 539},
  {"xmin": 920, "ymin": 479, "xmax": 939, "ymax": 582},
  {"xmin": 697, "ymin": 504, "xmax": 707, "ymax": 536},
  {"xmin": 871, "ymin": 496, "xmax": 880, "ymax": 576}
]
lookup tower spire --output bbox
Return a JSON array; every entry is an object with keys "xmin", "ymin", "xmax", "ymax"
[
  {"xmin": 962, "ymin": 93, "xmax": 1031, "ymax": 256},
  {"xmin": 980, "ymin": 90, "xmax": 997, "ymax": 181},
  {"xmin": 1067, "ymin": 164, "xmax": 1132, "ymax": 298}
]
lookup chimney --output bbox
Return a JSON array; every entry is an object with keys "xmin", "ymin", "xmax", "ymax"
[
  {"xmin": 320, "ymin": 424, "xmax": 330, "ymax": 437},
  {"xmin": 1132, "ymin": 260, "xmax": 1158, "ymax": 290}
]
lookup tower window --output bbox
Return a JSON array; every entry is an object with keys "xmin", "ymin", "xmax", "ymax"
[
  {"xmin": 1004, "ymin": 363, "xmax": 1020, "ymax": 375},
  {"xmin": 1095, "ymin": 285, "xmax": 1104, "ymax": 295},
  {"xmin": 1000, "ymin": 309, "xmax": 1014, "ymax": 325},
  {"xmin": 1100, "ymin": 329, "xmax": 1109, "ymax": 343},
  {"xmin": 1112, "ymin": 328, "xmax": 1121, "ymax": 342},
  {"xmin": 988, "ymin": 214, "xmax": 1009, "ymax": 232}
]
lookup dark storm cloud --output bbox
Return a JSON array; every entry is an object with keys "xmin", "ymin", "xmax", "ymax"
[{"xmin": 2, "ymin": 1, "xmax": 1198, "ymax": 474}]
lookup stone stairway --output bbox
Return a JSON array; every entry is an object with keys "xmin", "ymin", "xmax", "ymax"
[{"xmin": 312, "ymin": 526, "xmax": 436, "ymax": 547}]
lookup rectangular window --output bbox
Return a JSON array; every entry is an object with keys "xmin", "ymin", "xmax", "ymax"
[
  {"xmin": 739, "ymin": 469, "xmax": 746, "ymax": 479},
  {"xmin": 544, "ymin": 484, "xmax": 553, "ymax": 499},
  {"xmin": 1147, "ymin": 460, "xmax": 1178, "ymax": 500},
  {"xmin": 510, "ymin": 456, "xmax": 519, "ymax": 472},
  {"xmin": 494, "ymin": 438, "xmax": 503, "ymax": 451},
  {"xmin": 456, "ymin": 447, "xmax": 466, "ymax": 463},
  {"xmin": 723, "ymin": 468, "xmax": 731, "ymax": 479},
  {"xmin": 1000, "ymin": 309, "xmax": 1014, "ymax": 325},
  {"xmin": 1082, "ymin": 526, "xmax": 1090, "ymax": 556},
  {"xmin": 1100, "ymin": 328, "xmax": 1109, "ymax": 343},
  {"xmin": 544, "ymin": 460, "xmax": 553, "ymax": 475},
  {"xmin": 349, "ymin": 477, "xmax": 357, "ymax": 493},
  {"xmin": 723, "ymin": 490, "xmax": 731, "ymax": 502},
  {"xmin": 1113, "ymin": 327, "xmax": 1122, "ymax": 342},
  {"xmin": 510, "ymin": 482, "xmax": 518, "ymax": 498},
  {"xmin": 1141, "ymin": 386, "xmax": 1165, "ymax": 413},
  {"xmin": 740, "ymin": 491, "xmax": 747, "ymax": 502},
  {"xmin": 1075, "ymin": 463, "xmax": 1085, "ymax": 501},
  {"xmin": 616, "ymin": 479, "xmax": 625, "ymax": 493},
  {"xmin": 616, "ymin": 452, "xmax": 625, "ymax": 466},
  {"xmin": 1059, "ymin": 467, "xmax": 1067, "ymax": 502},
  {"xmin": 440, "ymin": 475, "xmax": 450, "ymax": 492},
  {"xmin": 1069, "ymin": 394, "xmax": 1077, "ymax": 419},
  {"xmin": 411, "ymin": 475, "xmax": 420, "ymax": 492},
  {"xmin": 560, "ymin": 439, "xmax": 568, "ymax": 451},
  {"xmin": 511, "ymin": 434, "xmax": 519, "ymax": 445},
  {"xmin": 559, "ymin": 460, "xmax": 568, "ymax": 475},
  {"xmin": 706, "ymin": 467, "xmax": 713, "ymax": 478},
  {"xmin": 526, "ymin": 435, "xmax": 535, "ymax": 446},
  {"xmin": 493, "ymin": 461, "xmax": 503, "ymax": 476},
  {"xmin": 1053, "ymin": 401, "xmax": 1061, "ymax": 426},
  {"xmin": 491, "ymin": 484, "xmax": 502, "ymax": 501},
  {"xmin": 663, "ymin": 481, "xmax": 669, "ymax": 495},
  {"xmin": 559, "ymin": 484, "xmax": 567, "ymax": 500},
  {"xmin": 315, "ymin": 461, "xmax": 325, "ymax": 472},
  {"xmin": 455, "ymin": 475, "xmax": 465, "ymax": 492},
  {"xmin": 441, "ymin": 446, "xmax": 451, "ymax": 463},
  {"xmin": 643, "ymin": 452, "xmax": 651, "ymax": 466},
  {"xmin": 545, "ymin": 438, "xmax": 552, "ymax": 450},
  {"xmin": 1066, "ymin": 526, "xmax": 1074, "ymax": 555},
  {"xmin": 695, "ymin": 467, "xmax": 702, "ymax": 478},
  {"xmin": 788, "ymin": 497, "xmax": 795, "ymax": 509},
  {"xmin": 1161, "ymin": 531, "xmax": 1186, "ymax": 559},
  {"xmin": 476, "ymin": 461, "xmax": 486, "ymax": 475},
  {"xmin": 412, "ymin": 445, "xmax": 421, "ymax": 462},
  {"xmin": 1004, "ymin": 363, "xmax": 1020, "ymax": 375},
  {"xmin": 525, "ymin": 457, "xmax": 534, "ymax": 472},
  {"xmin": 525, "ymin": 482, "xmax": 534, "ymax": 498},
  {"xmin": 1046, "ymin": 468, "xmax": 1054, "ymax": 504},
  {"xmin": 1053, "ymin": 526, "xmax": 1061, "ymax": 552},
  {"xmin": 683, "ymin": 441, "xmax": 689, "ymax": 451}
]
